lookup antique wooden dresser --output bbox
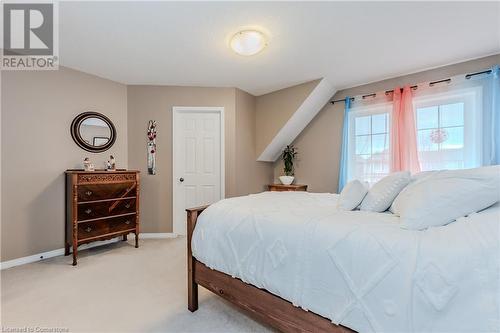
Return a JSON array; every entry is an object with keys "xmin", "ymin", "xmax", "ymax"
[{"xmin": 65, "ymin": 170, "xmax": 140, "ymax": 265}]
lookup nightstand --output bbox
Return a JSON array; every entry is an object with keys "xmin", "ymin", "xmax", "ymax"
[{"xmin": 268, "ymin": 184, "xmax": 308, "ymax": 192}]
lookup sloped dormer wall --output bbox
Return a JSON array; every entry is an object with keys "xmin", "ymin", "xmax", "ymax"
[{"xmin": 256, "ymin": 79, "xmax": 336, "ymax": 162}]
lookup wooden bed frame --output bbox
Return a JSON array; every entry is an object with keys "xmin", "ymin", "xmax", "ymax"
[{"xmin": 186, "ymin": 206, "xmax": 355, "ymax": 333}]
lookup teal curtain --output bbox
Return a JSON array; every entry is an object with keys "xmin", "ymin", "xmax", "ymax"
[
  {"xmin": 474, "ymin": 64, "xmax": 500, "ymax": 165},
  {"xmin": 487, "ymin": 65, "xmax": 500, "ymax": 165},
  {"xmin": 337, "ymin": 97, "xmax": 351, "ymax": 193}
]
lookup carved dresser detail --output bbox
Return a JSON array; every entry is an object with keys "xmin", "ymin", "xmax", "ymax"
[{"xmin": 65, "ymin": 170, "xmax": 140, "ymax": 265}]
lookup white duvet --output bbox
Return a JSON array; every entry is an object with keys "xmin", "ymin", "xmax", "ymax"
[{"xmin": 191, "ymin": 192, "xmax": 500, "ymax": 333}]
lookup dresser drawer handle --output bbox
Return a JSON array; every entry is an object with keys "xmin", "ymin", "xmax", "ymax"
[
  {"xmin": 85, "ymin": 191, "xmax": 93, "ymax": 196},
  {"xmin": 84, "ymin": 226, "xmax": 92, "ymax": 233},
  {"xmin": 124, "ymin": 220, "xmax": 131, "ymax": 225},
  {"xmin": 125, "ymin": 204, "xmax": 131, "ymax": 209},
  {"xmin": 85, "ymin": 208, "xmax": 92, "ymax": 214}
]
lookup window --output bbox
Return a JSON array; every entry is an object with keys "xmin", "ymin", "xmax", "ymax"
[
  {"xmin": 346, "ymin": 87, "xmax": 481, "ymax": 185},
  {"xmin": 348, "ymin": 103, "xmax": 391, "ymax": 185},
  {"xmin": 413, "ymin": 87, "xmax": 481, "ymax": 171}
]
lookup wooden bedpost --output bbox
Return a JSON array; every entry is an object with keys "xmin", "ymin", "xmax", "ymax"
[{"xmin": 186, "ymin": 205, "xmax": 209, "ymax": 312}]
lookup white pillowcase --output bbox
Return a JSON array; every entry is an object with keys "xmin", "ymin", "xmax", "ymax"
[
  {"xmin": 389, "ymin": 170, "xmax": 439, "ymax": 213},
  {"xmin": 360, "ymin": 171, "xmax": 411, "ymax": 212},
  {"xmin": 337, "ymin": 180, "xmax": 369, "ymax": 211},
  {"xmin": 392, "ymin": 166, "xmax": 500, "ymax": 230},
  {"xmin": 411, "ymin": 170, "xmax": 439, "ymax": 183}
]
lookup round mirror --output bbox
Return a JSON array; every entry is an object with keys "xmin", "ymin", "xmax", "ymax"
[{"xmin": 70, "ymin": 112, "xmax": 116, "ymax": 153}]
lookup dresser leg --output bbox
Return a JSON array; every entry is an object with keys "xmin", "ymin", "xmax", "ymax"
[
  {"xmin": 135, "ymin": 232, "xmax": 139, "ymax": 248},
  {"xmin": 64, "ymin": 243, "xmax": 70, "ymax": 256},
  {"xmin": 122, "ymin": 234, "xmax": 128, "ymax": 241}
]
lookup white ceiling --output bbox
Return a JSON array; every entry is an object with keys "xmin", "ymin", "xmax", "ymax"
[{"xmin": 59, "ymin": 1, "xmax": 500, "ymax": 96}]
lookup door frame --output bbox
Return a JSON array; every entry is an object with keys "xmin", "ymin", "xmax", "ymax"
[{"xmin": 172, "ymin": 106, "xmax": 225, "ymax": 235}]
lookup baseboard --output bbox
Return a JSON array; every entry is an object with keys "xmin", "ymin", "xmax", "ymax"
[
  {"xmin": 140, "ymin": 232, "xmax": 178, "ymax": 239},
  {"xmin": 0, "ymin": 237, "xmax": 120, "ymax": 270},
  {"xmin": 0, "ymin": 233, "xmax": 178, "ymax": 270},
  {"xmin": 0, "ymin": 248, "xmax": 67, "ymax": 271}
]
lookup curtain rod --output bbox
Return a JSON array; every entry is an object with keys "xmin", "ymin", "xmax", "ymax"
[{"xmin": 330, "ymin": 68, "xmax": 493, "ymax": 105}]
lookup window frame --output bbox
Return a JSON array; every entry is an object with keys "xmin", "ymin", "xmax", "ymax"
[
  {"xmin": 347, "ymin": 101, "xmax": 392, "ymax": 183},
  {"xmin": 412, "ymin": 86, "xmax": 482, "ymax": 170}
]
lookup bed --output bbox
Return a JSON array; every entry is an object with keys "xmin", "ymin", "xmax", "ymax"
[{"xmin": 186, "ymin": 191, "xmax": 499, "ymax": 333}]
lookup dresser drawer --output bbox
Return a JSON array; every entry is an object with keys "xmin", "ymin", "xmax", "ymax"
[
  {"xmin": 78, "ymin": 221, "xmax": 109, "ymax": 240},
  {"xmin": 109, "ymin": 215, "xmax": 136, "ymax": 233},
  {"xmin": 77, "ymin": 182, "xmax": 136, "ymax": 202},
  {"xmin": 78, "ymin": 198, "xmax": 136, "ymax": 221},
  {"xmin": 77, "ymin": 215, "xmax": 136, "ymax": 241}
]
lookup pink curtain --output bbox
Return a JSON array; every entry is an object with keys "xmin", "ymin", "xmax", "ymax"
[{"xmin": 391, "ymin": 85, "xmax": 421, "ymax": 173}]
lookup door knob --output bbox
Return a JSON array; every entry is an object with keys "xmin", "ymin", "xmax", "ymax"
[{"xmin": 179, "ymin": 177, "xmax": 184, "ymax": 182}]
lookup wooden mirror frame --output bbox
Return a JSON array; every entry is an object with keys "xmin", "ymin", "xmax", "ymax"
[{"xmin": 70, "ymin": 112, "xmax": 116, "ymax": 153}]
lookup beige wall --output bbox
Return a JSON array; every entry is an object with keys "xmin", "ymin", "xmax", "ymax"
[
  {"xmin": 127, "ymin": 86, "xmax": 273, "ymax": 233},
  {"xmin": 235, "ymin": 89, "xmax": 274, "ymax": 196},
  {"xmin": 274, "ymin": 54, "xmax": 500, "ymax": 193},
  {"xmin": 273, "ymin": 101, "xmax": 344, "ymax": 193},
  {"xmin": 255, "ymin": 80, "xmax": 320, "ymax": 157},
  {"xmin": 1, "ymin": 67, "xmax": 128, "ymax": 261}
]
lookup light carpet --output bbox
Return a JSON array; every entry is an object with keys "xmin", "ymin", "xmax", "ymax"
[{"xmin": 1, "ymin": 238, "xmax": 275, "ymax": 332}]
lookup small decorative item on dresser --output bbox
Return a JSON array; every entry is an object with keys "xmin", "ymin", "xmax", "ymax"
[
  {"xmin": 106, "ymin": 155, "xmax": 116, "ymax": 171},
  {"xmin": 147, "ymin": 120, "xmax": 157, "ymax": 175},
  {"xmin": 280, "ymin": 145, "xmax": 297, "ymax": 185},
  {"xmin": 268, "ymin": 184, "xmax": 308, "ymax": 192},
  {"xmin": 83, "ymin": 157, "xmax": 95, "ymax": 171},
  {"xmin": 65, "ymin": 170, "xmax": 140, "ymax": 266}
]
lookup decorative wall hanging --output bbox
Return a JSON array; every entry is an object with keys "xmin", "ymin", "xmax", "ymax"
[{"xmin": 147, "ymin": 120, "xmax": 157, "ymax": 175}]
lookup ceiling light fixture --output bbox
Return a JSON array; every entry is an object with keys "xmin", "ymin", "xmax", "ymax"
[{"xmin": 230, "ymin": 30, "xmax": 267, "ymax": 56}]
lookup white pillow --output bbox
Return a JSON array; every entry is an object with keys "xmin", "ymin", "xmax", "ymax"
[
  {"xmin": 337, "ymin": 180, "xmax": 369, "ymax": 211},
  {"xmin": 360, "ymin": 171, "xmax": 411, "ymax": 212},
  {"xmin": 389, "ymin": 170, "xmax": 439, "ymax": 213},
  {"xmin": 411, "ymin": 170, "xmax": 439, "ymax": 183},
  {"xmin": 392, "ymin": 166, "xmax": 500, "ymax": 230}
]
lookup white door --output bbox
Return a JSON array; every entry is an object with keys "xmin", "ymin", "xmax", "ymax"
[{"xmin": 173, "ymin": 107, "xmax": 224, "ymax": 235}]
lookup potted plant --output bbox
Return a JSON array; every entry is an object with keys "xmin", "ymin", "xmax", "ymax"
[{"xmin": 279, "ymin": 145, "xmax": 297, "ymax": 185}]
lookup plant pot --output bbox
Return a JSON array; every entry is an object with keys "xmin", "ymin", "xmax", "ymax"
[{"xmin": 279, "ymin": 176, "xmax": 294, "ymax": 185}]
